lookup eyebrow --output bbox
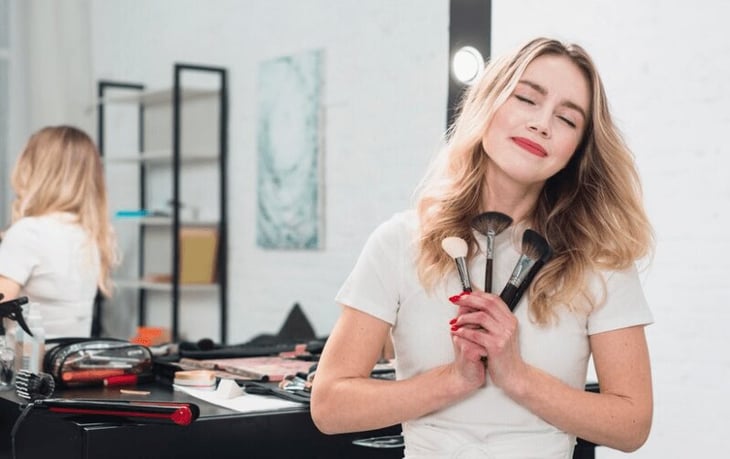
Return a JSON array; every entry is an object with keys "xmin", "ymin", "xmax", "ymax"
[{"xmin": 518, "ymin": 79, "xmax": 588, "ymax": 121}]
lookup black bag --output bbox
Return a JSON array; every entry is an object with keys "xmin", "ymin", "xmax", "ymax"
[{"xmin": 43, "ymin": 338, "xmax": 153, "ymax": 387}]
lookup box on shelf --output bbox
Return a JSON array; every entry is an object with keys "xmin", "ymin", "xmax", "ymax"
[{"xmin": 179, "ymin": 226, "xmax": 219, "ymax": 284}]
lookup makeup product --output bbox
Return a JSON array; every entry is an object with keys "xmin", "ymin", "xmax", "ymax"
[
  {"xmin": 441, "ymin": 236, "xmax": 472, "ymax": 292},
  {"xmin": 173, "ymin": 369, "xmax": 217, "ymax": 389},
  {"xmin": 0, "ymin": 297, "xmax": 33, "ymax": 336},
  {"xmin": 44, "ymin": 338, "xmax": 153, "ymax": 388},
  {"xmin": 352, "ymin": 434, "xmax": 404, "ymax": 449},
  {"xmin": 103, "ymin": 374, "xmax": 140, "ymax": 387},
  {"xmin": 499, "ymin": 229, "xmax": 553, "ymax": 311},
  {"xmin": 510, "ymin": 233, "xmax": 553, "ymax": 310},
  {"xmin": 34, "ymin": 399, "xmax": 200, "ymax": 426},
  {"xmin": 470, "ymin": 212, "xmax": 513, "ymax": 292},
  {"xmin": 119, "ymin": 389, "xmax": 151, "ymax": 396},
  {"xmin": 214, "ymin": 378, "xmax": 244, "ymax": 399},
  {"xmin": 61, "ymin": 368, "xmax": 127, "ymax": 383}
]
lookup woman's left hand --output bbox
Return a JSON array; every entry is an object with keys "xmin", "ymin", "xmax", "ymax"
[{"xmin": 449, "ymin": 291, "xmax": 526, "ymax": 389}]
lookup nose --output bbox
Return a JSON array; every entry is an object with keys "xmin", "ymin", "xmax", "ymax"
[{"xmin": 527, "ymin": 111, "xmax": 551, "ymax": 138}]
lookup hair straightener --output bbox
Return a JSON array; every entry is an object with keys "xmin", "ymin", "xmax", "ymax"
[{"xmin": 33, "ymin": 399, "xmax": 200, "ymax": 426}]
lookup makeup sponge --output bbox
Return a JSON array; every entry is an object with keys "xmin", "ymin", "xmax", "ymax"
[{"xmin": 215, "ymin": 378, "xmax": 244, "ymax": 399}]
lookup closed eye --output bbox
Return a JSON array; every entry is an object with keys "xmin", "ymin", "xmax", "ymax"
[
  {"xmin": 558, "ymin": 115, "xmax": 576, "ymax": 128},
  {"xmin": 515, "ymin": 95, "xmax": 535, "ymax": 105}
]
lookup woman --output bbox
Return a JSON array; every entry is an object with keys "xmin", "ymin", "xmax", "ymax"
[
  {"xmin": 311, "ymin": 38, "xmax": 653, "ymax": 458},
  {"xmin": 0, "ymin": 125, "xmax": 119, "ymax": 338}
]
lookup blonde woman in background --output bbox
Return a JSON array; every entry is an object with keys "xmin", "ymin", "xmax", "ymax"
[
  {"xmin": 0, "ymin": 125, "xmax": 119, "ymax": 338},
  {"xmin": 312, "ymin": 37, "xmax": 653, "ymax": 458}
]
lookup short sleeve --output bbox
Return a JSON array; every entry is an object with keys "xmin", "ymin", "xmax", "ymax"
[
  {"xmin": 335, "ymin": 213, "xmax": 411, "ymax": 325},
  {"xmin": 587, "ymin": 264, "xmax": 653, "ymax": 335},
  {"xmin": 0, "ymin": 219, "xmax": 42, "ymax": 285}
]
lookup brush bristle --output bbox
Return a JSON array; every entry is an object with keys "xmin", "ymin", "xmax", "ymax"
[
  {"xmin": 441, "ymin": 236, "xmax": 468, "ymax": 259},
  {"xmin": 471, "ymin": 212, "xmax": 513, "ymax": 236},
  {"xmin": 521, "ymin": 229, "xmax": 552, "ymax": 262}
]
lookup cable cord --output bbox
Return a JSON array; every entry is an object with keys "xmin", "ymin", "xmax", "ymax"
[
  {"xmin": 10, "ymin": 370, "xmax": 56, "ymax": 458},
  {"xmin": 10, "ymin": 402, "xmax": 36, "ymax": 459}
]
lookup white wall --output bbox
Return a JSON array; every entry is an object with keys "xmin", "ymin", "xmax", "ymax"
[
  {"xmin": 87, "ymin": 0, "xmax": 450, "ymax": 341},
  {"xmin": 492, "ymin": 1, "xmax": 730, "ymax": 457},
  {"xmin": 18, "ymin": 1, "xmax": 730, "ymax": 457}
]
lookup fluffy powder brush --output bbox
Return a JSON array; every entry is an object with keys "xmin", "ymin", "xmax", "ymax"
[{"xmin": 441, "ymin": 236, "xmax": 472, "ymax": 292}]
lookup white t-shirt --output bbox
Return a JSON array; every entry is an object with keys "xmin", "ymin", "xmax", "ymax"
[
  {"xmin": 336, "ymin": 211, "xmax": 653, "ymax": 459},
  {"xmin": 0, "ymin": 213, "xmax": 101, "ymax": 338}
]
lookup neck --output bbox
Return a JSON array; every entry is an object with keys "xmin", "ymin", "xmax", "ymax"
[{"xmin": 481, "ymin": 170, "xmax": 544, "ymax": 226}]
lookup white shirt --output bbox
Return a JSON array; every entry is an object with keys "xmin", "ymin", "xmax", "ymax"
[
  {"xmin": 336, "ymin": 211, "xmax": 653, "ymax": 459},
  {"xmin": 0, "ymin": 213, "xmax": 101, "ymax": 338}
]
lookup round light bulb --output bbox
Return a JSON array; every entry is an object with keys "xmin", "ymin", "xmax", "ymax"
[{"xmin": 452, "ymin": 46, "xmax": 484, "ymax": 85}]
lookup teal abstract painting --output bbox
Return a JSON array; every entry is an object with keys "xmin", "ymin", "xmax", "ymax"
[{"xmin": 256, "ymin": 49, "xmax": 323, "ymax": 249}]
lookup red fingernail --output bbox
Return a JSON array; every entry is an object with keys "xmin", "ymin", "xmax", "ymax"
[
  {"xmin": 450, "ymin": 325, "xmax": 460, "ymax": 331},
  {"xmin": 449, "ymin": 318, "xmax": 457, "ymax": 325},
  {"xmin": 449, "ymin": 290, "xmax": 472, "ymax": 303}
]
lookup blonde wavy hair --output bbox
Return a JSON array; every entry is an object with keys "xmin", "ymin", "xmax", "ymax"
[
  {"xmin": 416, "ymin": 38, "xmax": 653, "ymax": 323},
  {"xmin": 11, "ymin": 125, "xmax": 120, "ymax": 297}
]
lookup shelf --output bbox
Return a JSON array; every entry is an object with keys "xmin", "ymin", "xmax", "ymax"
[
  {"xmin": 114, "ymin": 278, "xmax": 219, "ymax": 292},
  {"xmin": 96, "ymin": 88, "xmax": 220, "ymax": 106},
  {"xmin": 98, "ymin": 64, "xmax": 228, "ymax": 343},
  {"xmin": 103, "ymin": 149, "xmax": 218, "ymax": 164},
  {"xmin": 114, "ymin": 216, "xmax": 219, "ymax": 227}
]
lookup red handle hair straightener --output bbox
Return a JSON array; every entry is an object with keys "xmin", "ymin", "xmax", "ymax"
[{"xmin": 34, "ymin": 399, "xmax": 200, "ymax": 426}]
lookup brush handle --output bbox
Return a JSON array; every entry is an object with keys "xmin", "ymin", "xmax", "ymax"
[
  {"xmin": 511, "ymin": 260, "xmax": 545, "ymax": 310},
  {"xmin": 500, "ymin": 258, "xmax": 548, "ymax": 312},
  {"xmin": 485, "ymin": 258, "xmax": 493, "ymax": 293},
  {"xmin": 499, "ymin": 283, "xmax": 519, "ymax": 311},
  {"xmin": 455, "ymin": 257, "xmax": 472, "ymax": 292}
]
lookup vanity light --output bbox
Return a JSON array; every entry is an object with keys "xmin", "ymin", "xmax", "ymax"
[{"xmin": 452, "ymin": 46, "xmax": 484, "ymax": 85}]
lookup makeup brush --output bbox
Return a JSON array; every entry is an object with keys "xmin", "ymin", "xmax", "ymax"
[
  {"xmin": 499, "ymin": 229, "xmax": 552, "ymax": 311},
  {"xmin": 509, "ymin": 244, "xmax": 553, "ymax": 311},
  {"xmin": 470, "ymin": 212, "xmax": 513, "ymax": 293},
  {"xmin": 441, "ymin": 236, "xmax": 472, "ymax": 292}
]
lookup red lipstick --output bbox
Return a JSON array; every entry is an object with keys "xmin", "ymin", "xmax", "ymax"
[{"xmin": 512, "ymin": 137, "xmax": 547, "ymax": 157}]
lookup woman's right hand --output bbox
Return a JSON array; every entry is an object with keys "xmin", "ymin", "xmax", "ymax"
[{"xmin": 448, "ymin": 293, "xmax": 487, "ymax": 391}]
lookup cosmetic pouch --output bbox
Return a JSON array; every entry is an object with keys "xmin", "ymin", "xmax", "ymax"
[{"xmin": 43, "ymin": 338, "xmax": 153, "ymax": 388}]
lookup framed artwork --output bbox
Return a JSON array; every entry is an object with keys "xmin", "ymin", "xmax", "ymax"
[{"xmin": 256, "ymin": 49, "xmax": 324, "ymax": 249}]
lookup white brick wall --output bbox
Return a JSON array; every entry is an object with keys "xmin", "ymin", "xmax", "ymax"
[
  {"xmin": 493, "ymin": 1, "xmax": 730, "ymax": 457},
  {"xmin": 51, "ymin": 1, "xmax": 730, "ymax": 457},
  {"xmin": 88, "ymin": 0, "xmax": 449, "ymax": 341}
]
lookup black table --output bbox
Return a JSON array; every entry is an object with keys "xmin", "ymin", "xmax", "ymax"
[
  {"xmin": 0, "ymin": 383, "xmax": 402, "ymax": 459},
  {"xmin": 0, "ymin": 383, "xmax": 597, "ymax": 459}
]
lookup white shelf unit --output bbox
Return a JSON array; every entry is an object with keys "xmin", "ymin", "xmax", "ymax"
[
  {"xmin": 114, "ymin": 279, "xmax": 220, "ymax": 293},
  {"xmin": 97, "ymin": 64, "xmax": 228, "ymax": 343},
  {"xmin": 103, "ymin": 150, "xmax": 219, "ymax": 164}
]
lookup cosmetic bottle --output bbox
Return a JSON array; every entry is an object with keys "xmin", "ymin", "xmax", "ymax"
[
  {"xmin": 21, "ymin": 304, "xmax": 45, "ymax": 374},
  {"xmin": 0, "ymin": 322, "xmax": 15, "ymax": 389},
  {"xmin": 11, "ymin": 306, "xmax": 27, "ymax": 375}
]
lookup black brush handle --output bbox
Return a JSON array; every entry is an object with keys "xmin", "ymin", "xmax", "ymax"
[
  {"xmin": 485, "ymin": 258, "xmax": 493, "ymax": 293},
  {"xmin": 499, "ymin": 283, "xmax": 519, "ymax": 311},
  {"xmin": 511, "ymin": 260, "xmax": 545, "ymax": 310}
]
